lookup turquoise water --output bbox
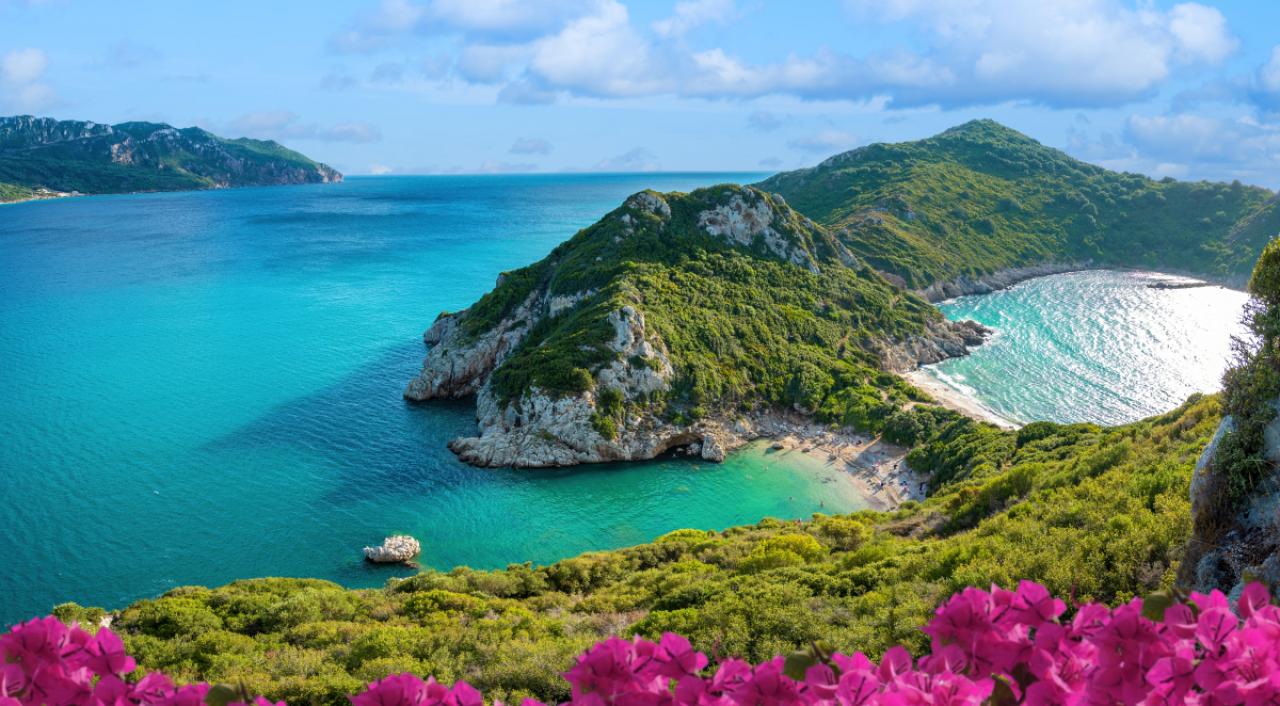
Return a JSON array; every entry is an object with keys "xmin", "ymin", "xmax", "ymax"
[
  {"xmin": 0, "ymin": 174, "xmax": 881, "ymax": 625},
  {"xmin": 924, "ymin": 270, "xmax": 1250, "ymax": 426}
]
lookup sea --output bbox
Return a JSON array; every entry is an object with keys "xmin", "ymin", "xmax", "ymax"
[
  {"xmin": 922, "ymin": 269, "xmax": 1250, "ymax": 426},
  {"xmin": 0, "ymin": 176, "xmax": 1250, "ymax": 624},
  {"xmin": 0, "ymin": 174, "xmax": 871, "ymax": 625}
]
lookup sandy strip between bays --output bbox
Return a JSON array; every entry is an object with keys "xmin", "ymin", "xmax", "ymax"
[
  {"xmin": 736, "ymin": 414, "xmax": 930, "ymax": 511},
  {"xmin": 903, "ymin": 369, "xmax": 1020, "ymax": 430}
]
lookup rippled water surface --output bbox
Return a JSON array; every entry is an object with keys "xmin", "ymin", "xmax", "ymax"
[
  {"xmin": 0, "ymin": 174, "xmax": 889, "ymax": 624},
  {"xmin": 922, "ymin": 270, "xmax": 1250, "ymax": 426}
]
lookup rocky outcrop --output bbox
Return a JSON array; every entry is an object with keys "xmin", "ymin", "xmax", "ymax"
[
  {"xmin": 1184, "ymin": 402, "xmax": 1280, "ymax": 598},
  {"xmin": 445, "ymin": 305, "xmax": 691, "ymax": 468},
  {"xmin": 697, "ymin": 191, "xmax": 824, "ymax": 273},
  {"xmin": 916, "ymin": 263, "xmax": 1088, "ymax": 303},
  {"xmin": 364, "ymin": 535, "xmax": 421, "ymax": 564},
  {"xmin": 404, "ymin": 185, "xmax": 996, "ymax": 469},
  {"xmin": 877, "ymin": 318, "xmax": 992, "ymax": 373}
]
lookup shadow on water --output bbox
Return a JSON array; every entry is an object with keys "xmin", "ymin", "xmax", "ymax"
[
  {"xmin": 204, "ymin": 338, "xmax": 713, "ymax": 510},
  {"xmin": 203, "ymin": 341, "xmax": 479, "ymax": 499}
]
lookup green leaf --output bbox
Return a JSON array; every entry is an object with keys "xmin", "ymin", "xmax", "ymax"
[
  {"xmin": 985, "ymin": 676, "xmax": 1019, "ymax": 706},
  {"xmin": 783, "ymin": 650, "xmax": 818, "ymax": 681},
  {"xmin": 1142, "ymin": 591, "xmax": 1175, "ymax": 622},
  {"xmin": 205, "ymin": 684, "xmax": 240, "ymax": 706}
]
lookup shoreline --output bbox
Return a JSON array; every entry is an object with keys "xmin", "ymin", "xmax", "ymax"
[
  {"xmin": 903, "ymin": 368, "xmax": 1020, "ymax": 430},
  {"xmin": 0, "ymin": 192, "xmax": 77, "ymax": 206},
  {"xmin": 719, "ymin": 412, "xmax": 928, "ymax": 511}
]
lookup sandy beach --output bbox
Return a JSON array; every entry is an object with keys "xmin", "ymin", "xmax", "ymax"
[
  {"xmin": 725, "ymin": 412, "xmax": 929, "ymax": 511},
  {"xmin": 904, "ymin": 369, "xmax": 1020, "ymax": 430}
]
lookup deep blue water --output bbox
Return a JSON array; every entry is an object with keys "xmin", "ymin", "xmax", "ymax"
[{"xmin": 0, "ymin": 174, "xmax": 881, "ymax": 625}]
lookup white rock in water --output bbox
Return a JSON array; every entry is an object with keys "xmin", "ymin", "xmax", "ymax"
[{"xmin": 363, "ymin": 535, "xmax": 421, "ymax": 563}]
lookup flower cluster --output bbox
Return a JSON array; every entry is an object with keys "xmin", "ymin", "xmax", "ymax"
[{"xmin": 6, "ymin": 581, "xmax": 1280, "ymax": 706}]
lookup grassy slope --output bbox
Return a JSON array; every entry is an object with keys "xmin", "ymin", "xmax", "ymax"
[
  {"xmin": 757, "ymin": 120, "xmax": 1277, "ymax": 288},
  {"xmin": 59, "ymin": 395, "xmax": 1217, "ymax": 705},
  {"xmin": 0, "ymin": 181, "xmax": 35, "ymax": 202}
]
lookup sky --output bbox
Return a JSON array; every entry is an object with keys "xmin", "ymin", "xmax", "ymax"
[{"xmin": 2, "ymin": 0, "xmax": 1280, "ymax": 186}]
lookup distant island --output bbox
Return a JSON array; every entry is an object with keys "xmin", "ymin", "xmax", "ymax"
[
  {"xmin": 406, "ymin": 119, "xmax": 1280, "ymax": 469},
  {"xmin": 0, "ymin": 115, "xmax": 341, "ymax": 203}
]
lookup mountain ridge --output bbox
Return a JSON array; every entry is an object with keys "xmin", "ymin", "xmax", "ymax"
[
  {"xmin": 407, "ymin": 119, "xmax": 1280, "ymax": 470},
  {"xmin": 0, "ymin": 114, "xmax": 341, "ymax": 199},
  {"xmin": 757, "ymin": 118, "xmax": 1277, "ymax": 290}
]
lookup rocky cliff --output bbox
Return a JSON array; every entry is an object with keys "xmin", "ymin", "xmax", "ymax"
[
  {"xmin": 406, "ymin": 185, "xmax": 988, "ymax": 468},
  {"xmin": 0, "ymin": 115, "xmax": 341, "ymax": 194},
  {"xmin": 1181, "ymin": 237, "xmax": 1280, "ymax": 599}
]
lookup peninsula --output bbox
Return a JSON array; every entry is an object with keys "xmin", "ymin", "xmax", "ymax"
[
  {"xmin": 406, "ymin": 120, "xmax": 1279, "ymax": 469},
  {"xmin": 0, "ymin": 115, "xmax": 340, "ymax": 202}
]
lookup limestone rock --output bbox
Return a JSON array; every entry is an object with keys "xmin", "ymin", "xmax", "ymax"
[
  {"xmin": 700, "ymin": 434, "xmax": 726, "ymax": 462},
  {"xmin": 916, "ymin": 262, "xmax": 1088, "ymax": 303},
  {"xmin": 364, "ymin": 535, "xmax": 421, "ymax": 563},
  {"xmin": 877, "ymin": 318, "xmax": 993, "ymax": 373}
]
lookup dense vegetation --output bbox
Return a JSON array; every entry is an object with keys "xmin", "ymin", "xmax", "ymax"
[
  {"xmin": 27, "ymin": 577, "xmax": 1280, "ymax": 706},
  {"xmin": 467, "ymin": 185, "xmax": 942, "ymax": 425},
  {"xmin": 59, "ymin": 393, "xmax": 1218, "ymax": 704},
  {"xmin": 0, "ymin": 115, "xmax": 340, "ymax": 194},
  {"xmin": 757, "ymin": 120, "xmax": 1277, "ymax": 287}
]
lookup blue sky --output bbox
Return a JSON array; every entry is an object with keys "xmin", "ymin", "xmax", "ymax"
[{"xmin": 2, "ymin": 0, "xmax": 1280, "ymax": 186}]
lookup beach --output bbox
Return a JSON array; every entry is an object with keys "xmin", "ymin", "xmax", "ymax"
[
  {"xmin": 722, "ymin": 412, "xmax": 929, "ymax": 511},
  {"xmin": 904, "ymin": 368, "xmax": 1021, "ymax": 429}
]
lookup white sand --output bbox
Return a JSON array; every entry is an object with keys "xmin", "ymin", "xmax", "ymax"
[{"xmin": 904, "ymin": 369, "xmax": 1020, "ymax": 430}]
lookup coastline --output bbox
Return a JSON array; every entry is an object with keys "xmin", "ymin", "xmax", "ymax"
[
  {"xmin": 0, "ymin": 192, "xmax": 76, "ymax": 206},
  {"xmin": 916, "ymin": 262, "xmax": 1246, "ymax": 304},
  {"xmin": 719, "ymin": 412, "xmax": 927, "ymax": 511},
  {"xmin": 904, "ymin": 368, "xmax": 1020, "ymax": 430}
]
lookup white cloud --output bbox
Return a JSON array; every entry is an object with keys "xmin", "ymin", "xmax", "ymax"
[
  {"xmin": 526, "ymin": 0, "xmax": 665, "ymax": 98},
  {"xmin": 1, "ymin": 47, "xmax": 58, "ymax": 112},
  {"xmin": 594, "ymin": 147, "xmax": 660, "ymax": 171},
  {"xmin": 224, "ymin": 111, "xmax": 383, "ymax": 143},
  {"xmin": 369, "ymin": 164, "xmax": 395, "ymax": 175},
  {"xmin": 457, "ymin": 43, "xmax": 529, "ymax": 83},
  {"xmin": 325, "ymin": 0, "xmax": 1237, "ymax": 109},
  {"xmin": 747, "ymin": 110, "xmax": 787, "ymax": 132},
  {"xmin": 652, "ymin": 0, "xmax": 737, "ymax": 38},
  {"xmin": 788, "ymin": 129, "xmax": 860, "ymax": 153},
  {"xmin": 1167, "ymin": 3, "xmax": 1236, "ymax": 64},
  {"xmin": 1125, "ymin": 113, "xmax": 1280, "ymax": 165},
  {"xmin": 838, "ymin": 0, "xmax": 1237, "ymax": 108},
  {"xmin": 2, "ymin": 47, "xmax": 47, "ymax": 83},
  {"xmin": 329, "ymin": 0, "xmax": 595, "ymax": 53},
  {"xmin": 1261, "ymin": 47, "xmax": 1280, "ymax": 94},
  {"xmin": 509, "ymin": 137, "xmax": 551, "ymax": 154}
]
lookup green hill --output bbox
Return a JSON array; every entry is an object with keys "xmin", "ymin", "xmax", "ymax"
[
  {"xmin": 756, "ymin": 119, "xmax": 1277, "ymax": 289},
  {"xmin": 403, "ymin": 184, "xmax": 982, "ymax": 467},
  {"xmin": 0, "ymin": 115, "xmax": 341, "ymax": 198}
]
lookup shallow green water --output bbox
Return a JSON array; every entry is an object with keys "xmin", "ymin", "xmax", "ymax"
[{"xmin": 923, "ymin": 270, "xmax": 1250, "ymax": 426}]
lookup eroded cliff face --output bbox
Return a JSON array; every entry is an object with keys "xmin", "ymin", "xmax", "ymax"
[
  {"xmin": 405, "ymin": 186, "xmax": 991, "ymax": 468},
  {"xmin": 1185, "ymin": 404, "xmax": 1280, "ymax": 599}
]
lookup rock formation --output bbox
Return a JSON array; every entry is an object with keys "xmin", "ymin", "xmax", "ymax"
[
  {"xmin": 406, "ymin": 185, "xmax": 991, "ymax": 469},
  {"xmin": 363, "ymin": 535, "xmax": 421, "ymax": 564}
]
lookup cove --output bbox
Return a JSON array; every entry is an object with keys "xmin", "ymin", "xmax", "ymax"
[
  {"xmin": 0, "ymin": 174, "xmax": 878, "ymax": 626},
  {"xmin": 916, "ymin": 270, "xmax": 1250, "ymax": 427}
]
